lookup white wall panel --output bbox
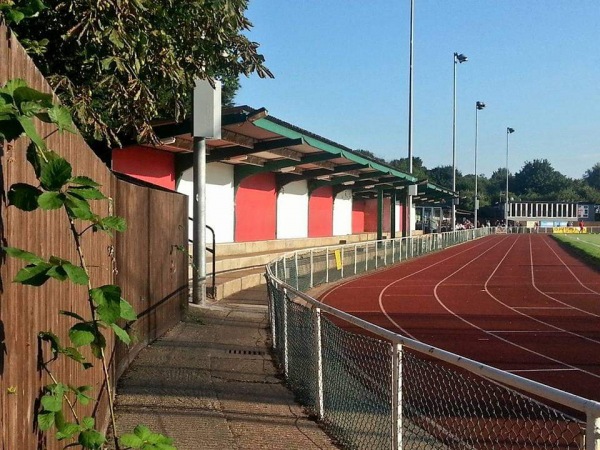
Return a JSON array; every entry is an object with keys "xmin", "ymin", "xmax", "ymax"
[
  {"xmin": 395, "ymin": 201, "xmax": 401, "ymax": 232},
  {"xmin": 333, "ymin": 189, "xmax": 353, "ymax": 236},
  {"xmin": 177, "ymin": 162, "xmax": 234, "ymax": 243},
  {"xmin": 276, "ymin": 180, "xmax": 308, "ymax": 239}
]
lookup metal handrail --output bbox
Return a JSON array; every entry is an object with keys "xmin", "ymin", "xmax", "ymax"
[
  {"xmin": 265, "ymin": 229, "xmax": 600, "ymax": 449},
  {"xmin": 188, "ymin": 217, "xmax": 216, "ymax": 298}
]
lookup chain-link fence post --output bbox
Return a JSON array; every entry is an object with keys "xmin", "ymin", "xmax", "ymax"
[
  {"xmin": 313, "ymin": 306, "xmax": 325, "ymax": 420},
  {"xmin": 392, "ymin": 342, "xmax": 403, "ymax": 450},
  {"xmin": 283, "ymin": 287, "xmax": 289, "ymax": 377},
  {"xmin": 585, "ymin": 412, "xmax": 600, "ymax": 450},
  {"xmin": 325, "ymin": 247, "xmax": 330, "ymax": 283}
]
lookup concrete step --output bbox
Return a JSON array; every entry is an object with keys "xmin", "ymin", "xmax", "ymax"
[{"xmin": 190, "ymin": 232, "xmax": 380, "ymax": 302}]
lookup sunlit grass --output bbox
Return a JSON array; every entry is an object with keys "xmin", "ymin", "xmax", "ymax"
[{"xmin": 552, "ymin": 233, "xmax": 600, "ymax": 266}]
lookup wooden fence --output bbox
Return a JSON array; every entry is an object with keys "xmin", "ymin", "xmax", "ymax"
[{"xmin": 0, "ymin": 25, "xmax": 188, "ymax": 449}]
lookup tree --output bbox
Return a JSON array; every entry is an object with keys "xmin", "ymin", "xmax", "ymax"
[
  {"xmin": 513, "ymin": 159, "xmax": 569, "ymax": 199},
  {"xmin": 389, "ymin": 157, "xmax": 429, "ymax": 181},
  {"xmin": 12, "ymin": 0, "xmax": 272, "ymax": 146},
  {"xmin": 354, "ymin": 149, "xmax": 387, "ymax": 164},
  {"xmin": 583, "ymin": 163, "xmax": 600, "ymax": 190},
  {"xmin": 428, "ymin": 165, "xmax": 453, "ymax": 188}
]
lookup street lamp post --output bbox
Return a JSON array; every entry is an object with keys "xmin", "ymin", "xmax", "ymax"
[
  {"xmin": 474, "ymin": 101, "xmax": 485, "ymax": 229},
  {"xmin": 505, "ymin": 127, "xmax": 515, "ymax": 231},
  {"xmin": 452, "ymin": 52, "xmax": 468, "ymax": 231}
]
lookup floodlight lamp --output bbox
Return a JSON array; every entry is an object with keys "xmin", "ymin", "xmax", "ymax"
[
  {"xmin": 454, "ymin": 53, "xmax": 468, "ymax": 64},
  {"xmin": 476, "ymin": 101, "xmax": 486, "ymax": 110},
  {"xmin": 507, "ymin": 127, "xmax": 515, "ymax": 134}
]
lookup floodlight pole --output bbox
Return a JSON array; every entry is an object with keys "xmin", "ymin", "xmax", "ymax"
[
  {"xmin": 505, "ymin": 127, "xmax": 515, "ymax": 231},
  {"xmin": 452, "ymin": 52, "xmax": 467, "ymax": 231},
  {"xmin": 404, "ymin": 0, "xmax": 415, "ymax": 238},
  {"xmin": 474, "ymin": 101, "xmax": 485, "ymax": 229}
]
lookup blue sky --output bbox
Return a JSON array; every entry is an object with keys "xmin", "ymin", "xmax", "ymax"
[{"xmin": 235, "ymin": 1, "xmax": 600, "ymax": 180}]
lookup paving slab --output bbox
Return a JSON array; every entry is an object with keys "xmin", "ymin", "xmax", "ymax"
[{"xmin": 113, "ymin": 286, "xmax": 340, "ymax": 450}]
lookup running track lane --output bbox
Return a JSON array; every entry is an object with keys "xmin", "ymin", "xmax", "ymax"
[{"xmin": 318, "ymin": 234, "xmax": 600, "ymax": 402}]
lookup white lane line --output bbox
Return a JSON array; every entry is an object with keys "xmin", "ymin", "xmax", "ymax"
[
  {"xmin": 508, "ymin": 368, "xmax": 579, "ymax": 373},
  {"xmin": 512, "ymin": 306, "xmax": 572, "ymax": 310},
  {"xmin": 376, "ymin": 236, "xmax": 512, "ymax": 339},
  {"xmin": 432, "ymin": 236, "xmax": 600, "ymax": 379},
  {"xmin": 488, "ymin": 330, "xmax": 567, "ymax": 334},
  {"xmin": 539, "ymin": 237, "xmax": 600, "ymax": 297},
  {"xmin": 526, "ymin": 237, "xmax": 600, "ymax": 317}
]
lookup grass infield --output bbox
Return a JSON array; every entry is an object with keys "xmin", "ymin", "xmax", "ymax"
[{"xmin": 552, "ymin": 233, "xmax": 600, "ymax": 267}]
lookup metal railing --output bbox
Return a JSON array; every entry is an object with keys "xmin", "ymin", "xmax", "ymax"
[
  {"xmin": 187, "ymin": 217, "xmax": 216, "ymax": 298},
  {"xmin": 264, "ymin": 228, "xmax": 600, "ymax": 449}
]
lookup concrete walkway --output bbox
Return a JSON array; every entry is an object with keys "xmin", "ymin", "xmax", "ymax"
[{"xmin": 113, "ymin": 285, "xmax": 340, "ymax": 449}]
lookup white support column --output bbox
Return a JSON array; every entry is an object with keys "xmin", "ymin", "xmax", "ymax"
[{"xmin": 310, "ymin": 249, "xmax": 314, "ymax": 288}]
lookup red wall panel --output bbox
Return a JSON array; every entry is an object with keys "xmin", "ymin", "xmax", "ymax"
[
  {"xmin": 235, "ymin": 172, "xmax": 277, "ymax": 242},
  {"xmin": 308, "ymin": 186, "xmax": 333, "ymax": 237},
  {"xmin": 112, "ymin": 146, "xmax": 175, "ymax": 190},
  {"xmin": 352, "ymin": 200, "xmax": 365, "ymax": 233}
]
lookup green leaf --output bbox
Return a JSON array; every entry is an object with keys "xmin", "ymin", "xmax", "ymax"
[
  {"xmin": 19, "ymin": 100, "xmax": 46, "ymax": 116},
  {"xmin": 40, "ymin": 157, "xmax": 72, "ymax": 191},
  {"xmin": 3, "ymin": 246, "xmax": 44, "ymax": 264},
  {"xmin": 7, "ymin": 183, "xmax": 42, "ymax": 211},
  {"xmin": 62, "ymin": 263, "xmax": 89, "ymax": 285},
  {"xmin": 119, "ymin": 433, "xmax": 144, "ymax": 448},
  {"xmin": 120, "ymin": 298, "xmax": 137, "ymax": 321},
  {"xmin": 46, "ymin": 265, "xmax": 68, "ymax": 281},
  {"xmin": 37, "ymin": 411, "xmax": 55, "ymax": 431},
  {"xmin": 68, "ymin": 323, "xmax": 96, "ymax": 347},
  {"xmin": 16, "ymin": 115, "xmax": 46, "ymax": 150},
  {"xmin": 26, "ymin": 143, "xmax": 60, "ymax": 178},
  {"xmin": 38, "ymin": 191, "xmax": 65, "ymax": 210},
  {"xmin": 41, "ymin": 394, "xmax": 63, "ymax": 412},
  {"xmin": 65, "ymin": 193, "xmax": 94, "ymax": 220},
  {"xmin": 110, "ymin": 323, "xmax": 131, "ymax": 345},
  {"xmin": 71, "ymin": 385, "xmax": 93, "ymax": 404},
  {"xmin": 134, "ymin": 425, "xmax": 152, "ymax": 440},
  {"xmin": 61, "ymin": 347, "xmax": 92, "ymax": 369},
  {"xmin": 13, "ymin": 86, "xmax": 53, "ymax": 109},
  {"xmin": 81, "ymin": 416, "xmax": 95, "ymax": 430},
  {"xmin": 90, "ymin": 331, "xmax": 106, "ymax": 359},
  {"xmin": 14, "ymin": 262, "xmax": 51, "ymax": 286},
  {"xmin": 56, "ymin": 422, "xmax": 80, "ymax": 440},
  {"xmin": 59, "ymin": 310, "xmax": 86, "ymax": 322},
  {"xmin": 90, "ymin": 285, "xmax": 122, "ymax": 324},
  {"xmin": 78, "ymin": 429, "xmax": 106, "ymax": 449},
  {"xmin": 68, "ymin": 186, "xmax": 106, "ymax": 200},
  {"xmin": 4, "ymin": 9, "xmax": 25, "ymax": 24},
  {"xmin": 95, "ymin": 216, "xmax": 127, "ymax": 234},
  {"xmin": 69, "ymin": 176, "xmax": 101, "ymax": 187},
  {"xmin": 48, "ymin": 105, "xmax": 76, "ymax": 133},
  {"xmin": 0, "ymin": 79, "xmax": 27, "ymax": 96}
]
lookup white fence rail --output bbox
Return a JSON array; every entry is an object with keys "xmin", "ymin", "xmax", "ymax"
[{"xmin": 264, "ymin": 228, "xmax": 600, "ymax": 449}]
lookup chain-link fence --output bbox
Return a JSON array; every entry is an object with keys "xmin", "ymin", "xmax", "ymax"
[{"xmin": 265, "ymin": 228, "xmax": 600, "ymax": 449}]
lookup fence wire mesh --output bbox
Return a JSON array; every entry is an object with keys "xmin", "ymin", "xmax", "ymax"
[
  {"xmin": 265, "ymin": 229, "xmax": 595, "ymax": 449},
  {"xmin": 320, "ymin": 315, "xmax": 393, "ymax": 450},
  {"xmin": 401, "ymin": 349, "xmax": 584, "ymax": 449}
]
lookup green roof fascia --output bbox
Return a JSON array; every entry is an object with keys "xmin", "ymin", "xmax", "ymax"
[
  {"xmin": 253, "ymin": 118, "xmax": 418, "ymax": 183},
  {"xmin": 252, "ymin": 118, "xmax": 348, "ymax": 156},
  {"xmin": 424, "ymin": 182, "xmax": 456, "ymax": 197}
]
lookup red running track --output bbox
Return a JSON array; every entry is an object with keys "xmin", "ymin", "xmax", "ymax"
[{"xmin": 318, "ymin": 234, "xmax": 600, "ymax": 401}]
